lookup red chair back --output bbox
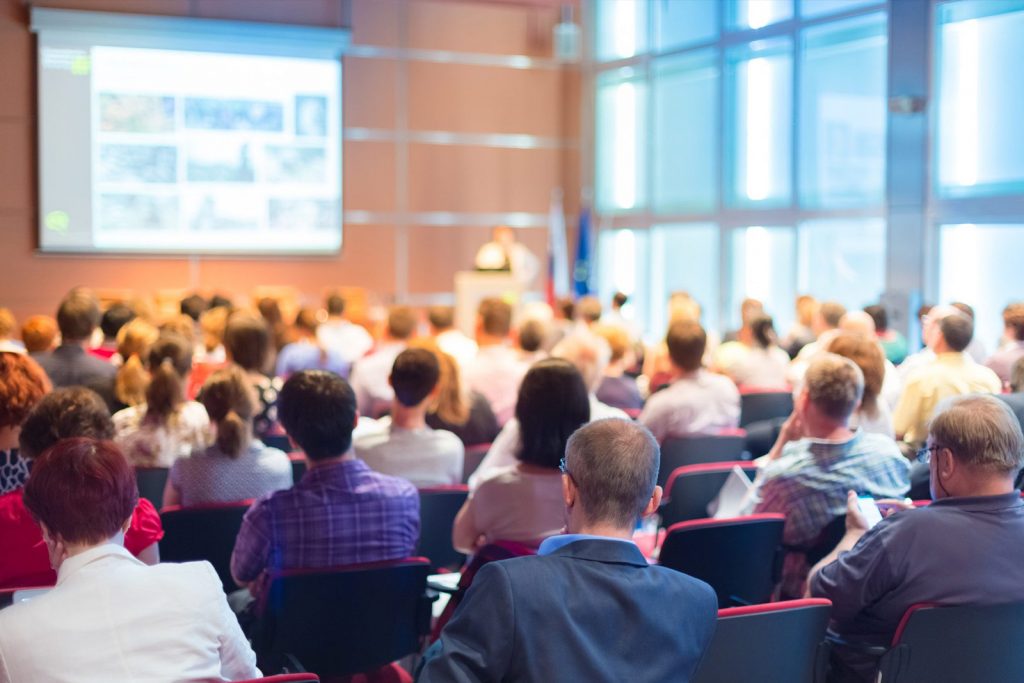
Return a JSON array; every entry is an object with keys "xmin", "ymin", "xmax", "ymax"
[
  {"xmin": 159, "ymin": 501, "xmax": 253, "ymax": 593},
  {"xmin": 659, "ymin": 514, "xmax": 785, "ymax": 607},
  {"xmin": 658, "ymin": 434, "xmax": 748, "ymax": 487},
  {"xmin": 417, "ymin": 486, "xmax": 469, "ymax": 572},
  {"xmin": 660, "ymin": 461, "xmax": 758, "ymax": 527}
]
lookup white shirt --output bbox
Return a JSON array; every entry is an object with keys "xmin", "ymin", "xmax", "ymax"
[
  {"xmin": 436, "ymin": 329, "xmax": 478, "ymax": 368},
  {"xmin": 354, "ymin": 416, "xmax": 464, "ymax": 488},
  {"xmin": 726, "ymin": 346, "xmax": 791, "ymax": 389},
  {"xmin": 0, "ymin": 544, "xmax": 259, "ymax": 682},
  {"xmin": 349, "ymin": 342, "xmax": 406, "ymax": 418},
  {"xmin": 468, "ymin": 396, "xmax": 626, "ymax": 490},
  {"xmin": 639, "ymin": 370, "xmax": 741, "ymax": 444},
  {"xmin": 463, "ymin": 344, "xmax": 529, "ymax": 427},
  {"xmin": 113, "ymin": 401, "xmax": 211, "ymax": 468},
  {"xmin": 317, "ymin": 319, "xmax": 374, "ymax": 365}
]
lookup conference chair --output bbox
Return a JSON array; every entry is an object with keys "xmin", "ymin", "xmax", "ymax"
[
  {"xmin": 461, "ymin": 443, "xmax": 491, "ymax": 484},
  {"xmin": 135, "ymin": 466, "xmax": 169, "ymax": 509},
  {"xmin": 159, "ymin": 501, "xmax": 252, "ymax": 593},
  {"xmin": 237, "ymin": 675, "xmax": 320, "ymax": 683},
  {"xmin": 692, "ymin": 599, "xmax": 832, "ymax": 683},
  {"xmin": 658, "ymin": 432, "xmax": 748, "ymax": 487},
  {"xmin": 289, "ymin": 452, "xmax": 308, "ymax": 484},
  {"xmin": 659, "ymin": 514, "xmax": 785, "ymax": 607},
  {"xmin": 417, "ymin": 485, "xmax": 469, "ymax": 572},
  {"xmin": 254, "ymin": 558, "xmax": 434, "ymax": 678},
  {"xmin": 739, "ymin": 390, "xmax": 794, "ymax": 427},
  {"xmin": 264, "ymin": 434, "xmax": 293, "ymax": 453},
  {"xmin": 660, "ymin": 462, "xmax": 759, "ymax": 527}
]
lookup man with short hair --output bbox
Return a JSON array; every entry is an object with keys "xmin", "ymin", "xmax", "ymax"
[
  {"xmin": 349, "ymin": 305, "xmax": 418, "ymax": 418},
  {"xmin": 33, "ymin": 292, "xmax": 117, "ymax": 401},
  {"xmin": 985, "ymin": 301, "xmax": 1024, "ymax": 386},
  {"xmin": 753, "ymin": 354, "xmax": 909, "ymax": 598},
  {"xmin": 893, "ymin": 311, "xmax": 1001, "ymax": 448},
  {"xmin": 810, "ymin": 394, "xmax": 1024, "ymax": 681},
  {"xmin": 355, "ymin": 349, "xmax": 464, "ymax": 487},
  {"xmin": 91, "ymin": 303, "xmax": 134, "ymax": 360},
  {"xmin": 463, "ymin": 298, "xmax": 528, "ymax": 426},
  {"xmin": 419, "ymin": 419, "xmax": 718, "ymax": 682},
  {"xmin": 317, "ymin": 292, "xmax": 374, "ymax": 365},
  {"xmin": 639, "ymin": 319, "xmax": 740, "ymax": 443},
  {"xmin": 230, "ymin": 370, "xmax": 419, "ymax": 602},
  {"xmin": 428, "ymin": 305, "xmax": 477, "ymax": 368}
]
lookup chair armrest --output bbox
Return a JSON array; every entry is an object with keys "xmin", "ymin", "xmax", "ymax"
[{"xmin": 824, "ymin": 632, "xmax": 888, "ymax": 658}]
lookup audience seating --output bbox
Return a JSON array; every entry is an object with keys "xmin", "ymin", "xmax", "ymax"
[
  {"xmin": 159, "ymin": 501, "xmax": 252, "ymax": 593},
  {"xmin": 658, "ymin": 514, "xmax": 785, "ymax": 607},
  {"xmin": 135, "ymin": 467, "xmax": 169, "ymax": 509},
  {"xmin": 660, "ymin": 462, "xmax": 758, "ymax": 527},
  {"xmin": 871, "ymin": 602, "xmax": 1024, "ymax": 682},
  {"xmin": 739, "ymin": 390, "xmax": 794, "ymax": 427},
  {"xmin": 461, "ymin": 443, "xmax": 491, "ymax": 484},
  {"xmin": 254, "ymin": 558, "xmax": 433, "ymax": 678},
  {"xmin": 289, "ymin": 452, "xmax": 308, "ymax": 484},
  {"xmin": 657, "ymin": 432, "xmax": 748, "ymax": 487},
  {"xmin": 417, "ymin": 486, "xmax": 469, "ymax": 573},
  {"xmin": 692, "ymin": 599, "xmax": 831, "ymax": 683},
  {"xmin": 264, "ymin": 434, "xmax": 292, "ymax": 452},
  {"xmin": 237, "ymin": 675, "xmax": 320, "ymax": 683}
]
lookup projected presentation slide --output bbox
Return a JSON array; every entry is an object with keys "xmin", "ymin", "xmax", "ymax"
[{"xmin": 37, "ymin": 42, "xmax": 342, "ymax": 254}]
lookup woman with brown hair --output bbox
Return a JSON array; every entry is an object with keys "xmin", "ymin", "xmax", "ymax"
[
  {"xmin": 826, "ymin": 331, "xmax": 894, "ymax": 438},
  {"xmin": 0, "ymin": 352, "xmax": 51, "ymax": 494},
  {"xmin": 111, "ymin": 318, "xmax": 160, "ymax": 412},
  {"xmin": 163, "ymin": 366, "xmax": 290, "ymax": 508},
  {"xmin": 112, "ymin": 334, "xmax": 210, "ymax": 467}
]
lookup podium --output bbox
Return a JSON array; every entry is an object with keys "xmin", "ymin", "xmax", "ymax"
[{"xmin": 454, "ymin": 271, "xmax": 524, "ymax": 336}]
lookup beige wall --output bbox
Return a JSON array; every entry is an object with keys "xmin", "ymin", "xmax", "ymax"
[{"xmin": 0, "ymin": 0, "xmax": 579, "ymax": 321}]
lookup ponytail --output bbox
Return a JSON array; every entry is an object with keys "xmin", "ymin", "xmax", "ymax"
[
  {"xmin": 146, "ymin": 357, "xmax": 183, "ymax": 423},
  {"xmin": 115, "ymin": 354, "xmax": 149, "ymax": 407},
  {"xmin": 216, "ymin": 409, "xmax": 248, "ymax": 458},
  {"xmin": 200, "ymin": 365, "xmax": 256, "ymax": 458}
]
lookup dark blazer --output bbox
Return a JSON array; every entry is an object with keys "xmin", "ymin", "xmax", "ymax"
[
  {"xmin": 33, "ymin": 345, "xmax": 117, "ymax": 409},
  {"xmin": 419, "ymin": 538, "xmax": 718, "ymax": 683}
]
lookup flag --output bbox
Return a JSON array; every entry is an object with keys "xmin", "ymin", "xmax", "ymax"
[
  {"xmin": 573, "ymin": 207, "xmax": 593, "ymax": 297},
  {"xmin": 547, "ymin": 189, "xmax": 570, "ymax": 306}
]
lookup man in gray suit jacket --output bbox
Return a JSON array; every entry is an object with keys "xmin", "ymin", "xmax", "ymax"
[{"xmin": 419, "ymin": 418, "xmax": 718, "ymax": 683}]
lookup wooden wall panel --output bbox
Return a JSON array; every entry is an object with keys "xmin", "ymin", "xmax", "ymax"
[
  {"xmin": 343, "ymin": 56, "xmax": 398, "ymax": 128},
  {"xmin": 407, "ymin": 0, "xmax": 557, "ymax": 56},
  {"xmin": 344, "ymin": 141, "xmax": 397, "ymax": 212}
]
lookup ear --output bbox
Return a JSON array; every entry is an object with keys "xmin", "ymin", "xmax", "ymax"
[
  {"xmin": 121, "ymin": 516, "xmax": 132, "ymax": 534},
  {"xmin": 562, "ymin": 473, "xmax": 575, "ymax": 508},
  {"xmin": 641, "ymin": 485, "xmax": 663, "ymax": 518},
  {"xmin": 387, "ymin": 373, "xmax": 394, "ymax": 388},
  {"xmin": 939, "ymin": 447, "xmax": 957, "ymax": 480}
]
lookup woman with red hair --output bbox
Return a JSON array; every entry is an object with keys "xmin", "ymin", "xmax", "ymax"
[
  {"xmin": 0, "ymin": 352, "xmax": 51, "ymax": 495},
  {"xmin": 0, "ymin": 438, "xmax": 259, "ymax": 681}
]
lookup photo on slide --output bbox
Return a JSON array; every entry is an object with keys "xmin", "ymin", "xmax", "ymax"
[
  {"xmin": 264, "ymin": 145, "xmax": 326, "ymax": 183},
  {"xmin": 98, "ymin": 144, "xmax": 177, "ymax": 183},
  {"xmin": 98, "ymin": 193, "xmax": 179, "ymax": 232},
  {"xmin": 184, "ymin": 97, "xmax": 284, "ymax": 132},
  {"xmin": 187, "ymin": 142, "xmax": 256, "ymax": 183},
  {"xmin": 186, "ymin": 193, "xmax": 261, "ymax": 232},
  {"xmin": 99, "ymin": 94, "xmax": 175, "ymax": 134},
  {"xmin": 268, "ymin": 198, "xmax": 339, "ymax": 231},
  {"xmin": 295, "ymin": 95, "xmax": 327, "ymax": 137}
]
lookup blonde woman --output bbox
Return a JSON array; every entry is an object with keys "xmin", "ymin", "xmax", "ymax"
[{"xmin": 112, "ymin": 318, "xmax": 160, "ymax": 411}]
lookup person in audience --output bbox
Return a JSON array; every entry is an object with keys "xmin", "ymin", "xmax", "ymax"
[
  {"xmin": 719, "ymin": 314, "xmax": 790, "ymax": 389},
  {"xmin": 864, "ymin": 304, "xmax": 907, "ymax": 365},
  {"xmin": 33, "ymin": 292, "xmax": 117, "ymax": 401},
  {"xmin": 601, "ymin": 291, "xmax": 641, "ymax": 342},
  {"xmin": 256, "ymin": 296, "xmax": 290, "ymax": 354},
  {"xmin": 826, "ymin": 333, "xmax": 894, "ymax": 437},
  {"xmin": 350, "ymin": 305, "xmax": 417, "ymax": 418},
  {"xmin": 515, "ymin": 318, "xmax": 548, "ymax": 365},
  {"xmin": 0, "ymin": 308, "xmax": 24, "ymax": 354},
  {"xmin": 275, "ymin": 307, "xmax": 349, "ymax": 379},
  {"xmin": 420, "ymin": 419, "xmax": 717, "ymax": 683},
  {"xmin": 998, "ymin": 357, "xmax": 1024, "ymax": 435},
  {"xmin": 788, "ymin": 300, "xmax": 847, "ymax": 378},
  {"xmin": 164, "ymin": 366, "xmax": 291, "ymax": 508},
  {"xmin": 0, "ymin": 437, "xmax": 259, "ymax": 681},
  {"xmin": 723, "ymin": 297, "xmax": 764, "ymax": 343},
  {"xmin": 317, "ymin": 291, "xmax": 374, "ymax": 365},
  {"xmin": 355, "ymin": 348, "xmax": 463, "ymax": 487},
  {"xmin": 985, "ymin": 302, "xmax": 1024, "ymax": 387},
  {"xmin": 782, "ymin": 295, "xmax": 819, "ymax": 358},
  {"xmin": 452, "ymin": 359, "xmax": 589, "ymax": 552},
  {"xmin": 593, "ymin": 324, "xmax": 643, "ymax": 412},
  {"xmin": 893, "ymin": 310, "xmax": 1001, "ymax": 449},
  {"xmin": 208, "ymin": 293, "xmax": 233, "ymax": 311},
  {"xmin": 416, "ymin": 340, "xmax": 499, "ymax": 448},
  {"xmin": 463, "ymin": 298, "xmax": 528, "ymax": 426},
  {"xmin": 0, "ymin": 388, "xmax": 163, "ymax": 588},
  {"xmin": 639, "ymin": 320, "xmax": 740, "ymax": 444},
  {"xmin": 0, "ymin": 353, "xmax": 50, "ymax": 495},
  {"xmin": 809, "ymin": 395, "xmax": 1024, "ymax": 682},
  {"xmin": 642, "ymin": 292, "xmax": 718, "ymax": 392},
  {"xmin": 111, "ymin": 318, "xmax": 159, "ymax": 412},
  {"xmin": 230, "ymin": 370, "xmax": 419, "ymax": 606},
  {"xmin": 92, "ymin": 303, "xmax": 134, "ymax": 361},
  {"xmin": 753, "ymin": 353, "xmax": 909, "ymax": 598},
  {"xmin": 179, "ymin": 293, "xmax": 208, "ymax": 323},
  {"xmin": 159, "ymin": 313, "xmax": 197, "ymax": 348},
  {"xmin": 112, "ymin": 334, "xmax": 210, "ymax": 468},
  {"xmin": 195, "ymin": 306, "xmax": 229, "ymax": 364},
  {"xmin": 224, "ymin": 312, "xmax": 282, "ymax": 440},
  {"xmin": 20, "ymin": 314, "xmax": 58, "ymax": 355},
  {"xmin": 574, "ymin": 296, "xmax": 602, "ymax": 330},
  {"xmin": 428, "ymin": 305, "xmax": 477, "ymax": 368},
  {"xmin": 952, "ymin": 301, "xmax": 988, "ymax": 363},
  {"xmin": 542, "ymin": 296, "xmax": 576, "ymax": 351}
]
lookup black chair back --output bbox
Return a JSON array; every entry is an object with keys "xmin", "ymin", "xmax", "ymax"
[
  {"xmin": 658, "ymin": 434, "xmax": 747, "ymax": 487},
  {"xmin": 418, "ymin": 486, "xmax": 469, "ymax": 572},
  {"xmin": 159, "ymin": 502, "xmax": 251, "ymax": 593},
  {"xmin": 693, "ymin": 599, "xmax": 831, "ymax": 683},
  {"xmin": 740, "ymin": 391, "xmax": 794, "ymax": 427},
  {"xmin": 877, "ymin": 602, "xmax": 1024, "ymax": 682},
  {"xmin": 135, "ymin": 467, "xmax": 169, "ymax": 509},
  {"xmin": 255, "ymin": 558, "xmax": 432, "ymax": 677},
  {"xmin": 659, "ymin": 514, "xmax": 784, "ymax": 607},
  {"xmin": 660, "ymin": 462, "xmax": 758, "ymax": 527}
]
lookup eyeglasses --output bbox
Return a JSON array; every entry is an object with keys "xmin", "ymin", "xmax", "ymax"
[
  {"xmin": 916, "ymin": 444, "xmax": 944, "ymax": 464},
  {"xmin": 559, "ymin": 457, "xmax": 574, "ymax": 482}
]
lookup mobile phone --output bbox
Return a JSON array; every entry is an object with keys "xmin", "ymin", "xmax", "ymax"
[{"xmin": 857, "ymin": 496, "xmax": 883, "ymax": 528}]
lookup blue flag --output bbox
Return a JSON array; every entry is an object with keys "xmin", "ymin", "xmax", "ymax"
[{"xmin": 573, "ymin": 207, "xmax": 592, "ymax": 297}]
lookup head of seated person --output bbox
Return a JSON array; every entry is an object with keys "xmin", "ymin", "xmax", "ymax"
[
  {"xmin": 552, "ymin": 333, "xmax": 611, "ymax": 394},
  {"xmin": 386, "ymin": 305, "xmax": 418, "ymax": 343},
  {"xmin": 428, "ymin": 306, "xmax": 456, "ymax": 335},
  {"xmin": 0, "ymin": 352, "xmax": 51, "ymax": 455},
  {"xmin": 389, "ymin": 348, "xmax": 440, "ymax": 414},
  {"xmin": 666, "ymin": 319, "xmax": 706, "ymax": 377},
  {"xmin": 200, "ymin": 365, "xmax": 258, "ymax": 458},
  {"xmin": 798, "ymin": 353, "xmax": 864, "ymax": 437},
  {"xmin": 143, "ymin": 334, "xmax": 193, "ymax": 424},
  {"xmin": 224, "ymin": 312, "xmax": 271, "ymax": 375},
  {"xmin": 277, "ymin": 369, "xmax": 357, "ymax": 462},
  {"xmin": 515, "ymin": 358, "xmax": 590, "ymax": 470},
  {"xmin": 22, "ymin": 315, "xmax": 59, "ymax": 354},
  {"xmin": 56, "ymin": 293, "xmax": 101, "ymax": 346},
  {"xmin": 476, "ymin": 298, "xmax": 513, "ymax": 346},
  {"xmin": 19, "ymin": 387, "xmax": 114, "ymax": 461}
]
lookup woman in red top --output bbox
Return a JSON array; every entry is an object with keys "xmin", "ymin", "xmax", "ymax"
[{"xmin": 0, "ymin": 387, "xmax": 163, "ymax": 588}]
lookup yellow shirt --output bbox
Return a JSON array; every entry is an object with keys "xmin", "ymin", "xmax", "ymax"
[{"xmin": 892, "ymin": 352, "xmax": 1002, "ymax": 445}]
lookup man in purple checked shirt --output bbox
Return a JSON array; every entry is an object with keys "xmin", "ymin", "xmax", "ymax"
[{"xmin": 230, "ymin": 370, "xmax": 420, "ymax": 608}]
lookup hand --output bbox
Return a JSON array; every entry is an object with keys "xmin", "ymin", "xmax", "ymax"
[
  {"xmin": 768, "ymin": 412, "xmax": 804, "ymax": 461},
  {"xmin": 844, "ymin": 490, "xmax": 869, "ymax": 534},
  {"xmin": 876, "ymin": 498, "xmax": 914, "ymax": 518}
]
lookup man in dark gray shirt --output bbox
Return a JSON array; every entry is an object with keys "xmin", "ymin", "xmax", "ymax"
[
  {"xmin": 33, "ymin": 291, "xmax": 116, "ymax": 407},
  {"xmin": 809, "ymin": 394, "xmax": 1024, "ymax": 682}
]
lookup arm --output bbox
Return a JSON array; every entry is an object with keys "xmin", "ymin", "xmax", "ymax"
[
  {"xmin": 204, "ymin": 563, "xmax": 261, "ymax": 681},
  {"xmin": 764, "ymin": 411, "xmax": 803, "ymax": 463},
  {"xmin": 452, "ymin": 496, "xmax": 483, "ymax": 555},
  {"xmin": 418, "ymin": 563, "xmax": 515, "ymax": 683},
  {"xmin": 136, "ymin": 542, "xmax": 160, "ymax": 565},
  {"xmin": 162, "ymin": 466, "xmax": 181, "ymax": 509},
  {"xmin": 230, "ymin": 503, "xmax": 271, "ymax": 588}
]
